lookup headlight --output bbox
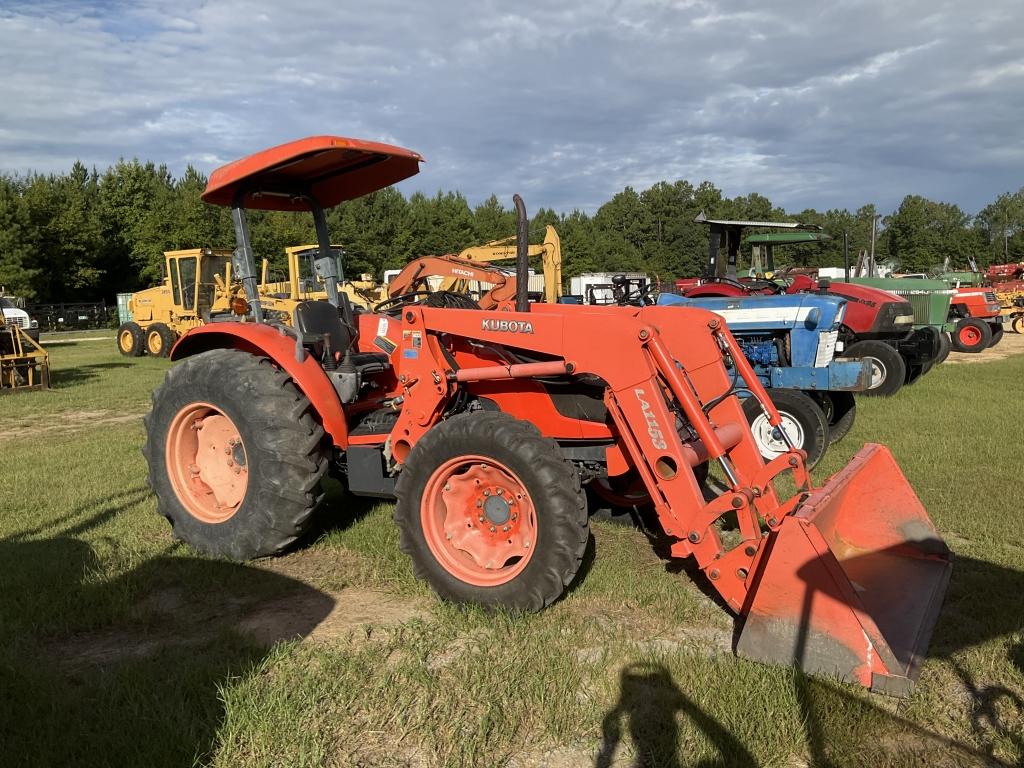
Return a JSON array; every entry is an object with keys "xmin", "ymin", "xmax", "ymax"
[
  {"xmin": 834, "ymin": 303, "xmax": 846, "ymax": 327},
  {"xmin": 893, "ymin": 314, "xmax": 915, "ymax": 325},
  {"xmin": 30, "ymin": 320, "xmax": 38, "ymax": 328}
]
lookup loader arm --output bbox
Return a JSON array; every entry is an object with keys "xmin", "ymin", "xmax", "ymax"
[
  {"xmin": 386, "ymin": 303, "xmax": 804, "ymax": 614},
  {"xmin": 454, "ymin": 225, "xmax": 563, "ymax": 303},
  {"xmin": 386, "ymin": 256, "xmax": 520, "ymax": 309},
  {"xmin": 541, "ymin": 225, "xmax": 562, "ymax": 304}
]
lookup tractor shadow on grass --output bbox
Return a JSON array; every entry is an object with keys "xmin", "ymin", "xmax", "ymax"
[
  {"xmin": 591, "ymin": 505, "xmax": 1024, "ymax": 766},
  {"xmin": 49, "ymin": 360, "xmax": 133, "ymax": 388},
  {"xmin": 788, "ymin": 550, "xmax": 1024, "ymax": 768},
  {"xmin": 0, "ymin": 498, "xmax": 334, "ymax": 768},
  {"xmin": 595, "ymin": 662, "xmax": 756, "ymax": 768}
]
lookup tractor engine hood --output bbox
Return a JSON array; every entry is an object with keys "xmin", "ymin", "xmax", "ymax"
[{"xmin": 658, "ymin": 292, "xmax": 846, "ymax": 332}]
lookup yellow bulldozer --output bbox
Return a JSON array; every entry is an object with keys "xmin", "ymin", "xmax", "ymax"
[{"xmin": 118, "ymin": 246, "xmax": 384, "ymax": 357}]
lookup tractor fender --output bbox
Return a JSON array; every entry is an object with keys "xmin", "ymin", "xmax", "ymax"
[{"xmin": 170, "ymin": 323, "xmax": 349, "ymax": 448}]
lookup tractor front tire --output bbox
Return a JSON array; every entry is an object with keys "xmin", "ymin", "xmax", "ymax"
[
  {"xmin": 950, "ymin": 318, "xmax": 992, "ymax": 353},
  {"xmin": 143, "ymin": 349, "xmax": 328, "ymax": 560},
  {"xmin": 146, "ymin": 322, "xmax": 176, "ymax": 358},
  {"xmin": 117, "ymin": 322, "xmax": 145, "ymax": 357},
  {"xmin": 1012, "ymin": 315, "xmax": 1024, "ymax": 335},
  {"xmin": 935, "ymin": 332, "xmax": 952, "ymax": 365},
  {"xmin": 742, "ymin": 389, "xmax": 829, "ymax": 469},
  {"xmin": 394, "ymin": 411, "xmax": 589, "ymax": 611},
  {"xmin": 988, "ymin": 322, "xmax": 1004, "ymax": 349},
  {"xmin": 813, "ymin": 391, "xmax": 856, "ymax": 445},
  {"xmin": 845, "ymin": 340, "xmax": 906, "ymax": 396}
]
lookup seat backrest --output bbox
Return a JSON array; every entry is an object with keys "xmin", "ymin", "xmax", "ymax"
[{"xmin": 293, "ymin": 300, "xmax": 355, "ymax": 354}]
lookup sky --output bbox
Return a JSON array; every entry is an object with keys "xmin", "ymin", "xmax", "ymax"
[{"xmin": 1, "ymin": 0, "xmax": 1022, "ymax": 217}]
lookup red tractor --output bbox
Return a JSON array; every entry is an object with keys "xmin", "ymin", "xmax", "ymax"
[
  {"xmin": 144, "ymin": 136, "xmax": 950, "ymax": 695},
  {"xmin": 677, "ymin": 215, "xmax": 938, "ymax": 396},
  {"xmin": 946, "ymin": 286, "xmax": 1004, "ymax": 352}
]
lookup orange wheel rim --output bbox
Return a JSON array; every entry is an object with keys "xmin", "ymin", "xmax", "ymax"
[
  {"xmin": 119, "ymin": 330, "xmax": 133, "ymax": 351},
  {"xmin": 959, "ymin": 326, "xmax": 981, "ymax": 345},
  {"xmin": 149, "ymin": 331, "xmax": 162, "ymax": 354},
  {"xmin": 165, "ymin": 402, "xmax": 249, "ymax": 523},
  {"xmin": 421, "ymin": 455, "xmax": 537, "ymax": 587}
]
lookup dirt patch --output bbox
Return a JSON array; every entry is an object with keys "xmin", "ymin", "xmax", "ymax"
[
  {"xmin": 39, "ymin": 336, "xmax": 114, "ymax": 345},
  {"xmin": 0, "ymin": 409, "xmax": 143, "ymax": 442},
  {"xmin": 945, "ymin": 330, "xmax": 1024, "ymax": 365},
  {"xmin": 254, "ymin": 546, "xmax": 366, "ymax": 591},
  {"xmin": 240, "ymin": 587, "xmax": 429, "ymax": 646},
  {"xmin": 46, "ymin": 583, "xmax": 428, "ymax": 668},
  {"xmin": 507, "ymin": 745, "xmax": 619, "ymax": 768},
  {"xmin": 425, "ymin": 628, "xmax": 495, "ymax": 670},
  {"xmin": 574, "ymin": 624, "xmax": 734, "ymax": 666}
]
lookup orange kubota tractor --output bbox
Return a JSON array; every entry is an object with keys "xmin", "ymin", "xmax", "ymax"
[{"xmin": 144, "ymin": 136, "xmax": 951, "ymax": 695}]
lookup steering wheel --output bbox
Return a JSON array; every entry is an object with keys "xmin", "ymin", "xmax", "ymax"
[
  {"xmin": 614, "ymin": 282, "xmax": 658, "ymax": 306},
  {"xmin": 373, "ymin": 291, "xmax": 435, "ymax": 314}
]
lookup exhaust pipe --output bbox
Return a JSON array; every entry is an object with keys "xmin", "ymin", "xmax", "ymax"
[
  {"xmin": 844, "ymin": 230, "xmax": 850, "ymax": 282},
  {"xmin": 513, "ymin": 194, "xmax": 529, "ymax": 313}
]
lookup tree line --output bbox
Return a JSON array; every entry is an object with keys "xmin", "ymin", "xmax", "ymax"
[{"xmin": 1, "ymin": 159, "xmax": 1022, "ymax": 303}]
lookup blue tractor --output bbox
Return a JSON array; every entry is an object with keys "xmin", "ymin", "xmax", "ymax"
[{"xmin": 657, "ymin": 290, "xmax": 871, "ymax": 468}]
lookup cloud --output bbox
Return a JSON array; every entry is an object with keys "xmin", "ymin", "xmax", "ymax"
[{"xmin": 1, "ymin": 0, "xmax": 1022, "ymax": 217}]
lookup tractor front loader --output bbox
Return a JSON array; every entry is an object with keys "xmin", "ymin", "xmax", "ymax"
[{"xmin": 144, "ymin": 135, "xmax": 951, "ymax": 695}]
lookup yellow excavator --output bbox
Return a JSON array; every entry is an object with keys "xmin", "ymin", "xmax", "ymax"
[{"xmin": 446, "ymin": 225, "xmax": 563, "ymax": 303}]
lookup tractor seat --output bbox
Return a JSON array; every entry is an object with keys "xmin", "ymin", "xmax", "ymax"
[{"xmin": 292, "ymin": 300, "xmax": 356, "ymax": 354}]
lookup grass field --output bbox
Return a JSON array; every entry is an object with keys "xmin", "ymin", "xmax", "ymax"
[{"xmin": 2, "ymin": 334, "xmax": 1023, "ymax": 767}]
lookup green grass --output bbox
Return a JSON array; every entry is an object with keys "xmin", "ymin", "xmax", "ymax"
[{"xmin": 1, "ymin": 338, "xmax": 1022, "ymax": 767}]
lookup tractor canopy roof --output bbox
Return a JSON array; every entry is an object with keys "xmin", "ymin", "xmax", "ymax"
[
  {"xmin": 202, "ymin": 135, "xmax": 423, "ymax": 212},
  {"xmin": 745, "ymin": 232, "xmax": 832, "ymax": 244},
  {"xmin": 694, "ymin": 211, "xmax": 822, "ymax": 230}
]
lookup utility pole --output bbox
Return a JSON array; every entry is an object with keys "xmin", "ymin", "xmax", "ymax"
[{"xmin": 869, "ymin": 214, "xmax": 880, "ymax": 277}]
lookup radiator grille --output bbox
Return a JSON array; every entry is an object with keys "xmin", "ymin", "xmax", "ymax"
[
  {"xmin": 888, "ymin": 291, "xmax": 931, "ymax": 324},
  {"xmin": 3, "ymin": 314, "xmax": 27, "ymax": 328}
]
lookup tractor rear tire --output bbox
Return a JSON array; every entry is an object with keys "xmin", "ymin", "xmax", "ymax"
[
  {"xmin": 742, "ymin": 389, "xmax": 829, "ymax": 469},
  {"xmin": 813, "ymin": 391, "xmax": 856, "ymax": 445},
  {"xmin": 988, "ymin": 322, "xmax": 1004, "ymax": 348},
  {"xmin": 394, "ymin": 411, "xmax": 589, "ymax": 611},
  {"xmin": 117, "ymin": 322, "xmax": 145, "ymax": 357},
  {"xmin": 145, "ymin": 322, "xmax": 176, "ymax": 358},
  {"xmin": 143, "ymin": 349, "xmax": 328, "ymax": 560},
  {"xmin": 844, "ymin": 340, "xmax": 906, "ymax": 397},
  {"xmin": 950, "ymin": 318, "xmax": 991, "ymax": 353},
  {"xmin": 935, "ymin": 332, "xmax": 952, "ymax": 365}
]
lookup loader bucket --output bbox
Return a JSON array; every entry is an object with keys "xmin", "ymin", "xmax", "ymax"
[{"xmin": 736, "ymin": 444, "xmax": 952, "ymax": 696}]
